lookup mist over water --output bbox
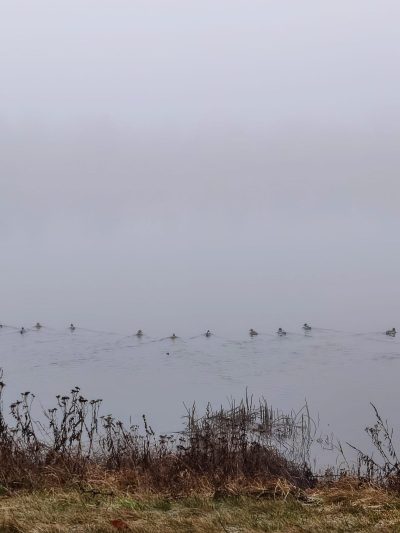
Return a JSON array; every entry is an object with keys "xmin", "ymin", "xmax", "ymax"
[{"xmin": 1, "ymin": 1, "xmax": 400, "ymax": 461}]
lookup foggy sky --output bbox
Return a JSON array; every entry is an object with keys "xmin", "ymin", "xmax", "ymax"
[{"xmin": 1, "ymin": 1, "xmax": 400, "ymax": 334}]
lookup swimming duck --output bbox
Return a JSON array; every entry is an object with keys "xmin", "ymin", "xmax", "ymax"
[
  {"xmin": 303, "ymin": 323, "xmax": 312, "ymax": 331},
  {"xmin": 136, "ymin": 329, "xmax": 143, "ymax": 337},
  {"xmin": 35, "ymin": 322, "xmax": 42, "ymax": 330},
  {"xmin": 386, "ymin": 328, "xmax": 396, "ymax": 337},
  {"xmin": 69, "ymin": 323, "xmax": 76, "ymax": 331},
  {"xmin": 20, "ymin": 327, "xmax": 26, "ymax": 335},
  {"xmin": 170, "ymin": 333, "xmax": 178, "ymax": 340},
  {"xmin": 277, "ymin": 328, "xmax": 287, "ymax": 336},
  {"xmin": 249, "ymin": 329, "xmax": 258, "ymax": 336},
  {"xmin": 205, "ymin": 330, "xmax": 212, "ymax": 337}
]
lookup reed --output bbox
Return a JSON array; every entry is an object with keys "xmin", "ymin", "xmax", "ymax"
[{"xmin": 347, "ymin": 402, "xmax": 400, "ymax": 491}]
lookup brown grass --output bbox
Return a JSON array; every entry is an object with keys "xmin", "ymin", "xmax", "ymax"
[{"xmin": 1, "ymin": 480, "xmax": 400, "ymax": 532}]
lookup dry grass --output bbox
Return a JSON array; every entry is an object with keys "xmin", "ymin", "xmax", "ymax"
[{"xmin": 1, "ymin": 481, "xmax": 400, "ymax": 532}]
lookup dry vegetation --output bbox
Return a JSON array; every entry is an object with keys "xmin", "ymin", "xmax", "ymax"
[
  {"xmin": 1, "ymin": 370, "xmax": 400, "ymax": 531},
  {"xmin": 0, "ymin": 373, "xmax": 315, "ymax": 495},
  {"xmin": 2, "ymin": 481, "xmax": 400, "ymax": 532}
]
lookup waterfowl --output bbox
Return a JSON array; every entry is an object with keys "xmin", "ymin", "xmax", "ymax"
[
  {"xmin": 303, "ymin": 323, "xmax": 312, "ymax": 331},
  {"xmin": 136, "ymin": 329, "xmax": 143, "ymax": 337},
  {"xmin": 249, "ymin": 329, "xmax": 258, "ymax": 336},
  {"xmin": 170, "ymin": 333, "xmax": 178, "ymax": 340},
  {"xmin": 386, "ymin": 328, "xmax": 396, "ymax": 337},
  {"xmin": 35, "ymin": 322, "xmax": 42, "ymax": 330},
  {"xmin": 205, "ymin": 330, "xmax": 212, "ymax": 337},
  {"xmin": 69, "ymin": 323, "xmax": 76, "ymax": 331},
  {"xmin": 277, "ymin": 328, "xmax": 287, "ymax": 336},
  {"xmin": 20, "ymin": 327, "xmax": 26, "ymax": 335}
]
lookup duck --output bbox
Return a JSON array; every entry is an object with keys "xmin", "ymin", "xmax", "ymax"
[
  {"xmin": 136, "ymin": 329, "xmax": 144, "ymax": 337},
  {"xmin": 386, "ymin": 328, "xmax": 396, "ymax": 337},
  {"xmin": 303, "ymin": 323, "xmax": 312, "ymax": 331},
  {"xmin": 205, "ymin": 330, "xmax": 212, "ymax": 337},
  {"xmin": 170, "ymin": 333, "xmax": 178, "ymax": 340},
  {"xmin": 35, "ymin": 322, "xmax": 42, "ymax": 330},
  {"xmin": 20, "ymin": 327, "xmax": 26, "ymax": 335},
  {"xmin": 249, "ymin": 329, "xmax": 258, "ymax": 336},
  {"xmin": 69, "ymin": 323, "xmax": 76, "ymax": 331},
  {"xmin": 277, "ymin": 328, "xmax": 287, "ymax": 336}
]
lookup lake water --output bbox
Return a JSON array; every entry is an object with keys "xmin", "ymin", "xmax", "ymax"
[{"xmin": 1, "ymin": 324, "xmax": 399, "ymax": 466}]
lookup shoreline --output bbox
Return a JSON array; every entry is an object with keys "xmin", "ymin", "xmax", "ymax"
[{"xmin": 1, "ymin": 375, "xmax": 399, "ymax": 531}]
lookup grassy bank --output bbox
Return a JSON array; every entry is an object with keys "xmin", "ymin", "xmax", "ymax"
[
  {"xmin": 1, "ymin": 372, "xmax": 400, "ymax": 530},
  {"xmin": 1, "ymin": 481, "xmax": 400, "ymax": 532}
]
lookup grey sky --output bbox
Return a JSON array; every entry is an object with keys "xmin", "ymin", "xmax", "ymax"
[{"xmin": 1, "ymin": 1, "xmax": 400, "ymax": 333}]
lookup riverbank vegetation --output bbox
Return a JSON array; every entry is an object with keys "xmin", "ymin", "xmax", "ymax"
[{"xmin": 1, "ymin": 370, "xmax": 400, "ymax": 531}]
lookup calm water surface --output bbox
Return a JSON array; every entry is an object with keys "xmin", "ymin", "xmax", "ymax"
[{"xmin": 1, "ymin": 325, "xmax": 399, "ymax": 463}]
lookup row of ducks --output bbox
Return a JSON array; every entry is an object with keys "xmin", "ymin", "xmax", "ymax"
[{"xmin": 8, "ymin": 323, "xmax": 397, "ymax": 338}]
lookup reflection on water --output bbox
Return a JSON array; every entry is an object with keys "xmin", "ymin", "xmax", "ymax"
[{"xmin": 1, "ymin": 325, "xmax": 399, "ymax": 463}]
